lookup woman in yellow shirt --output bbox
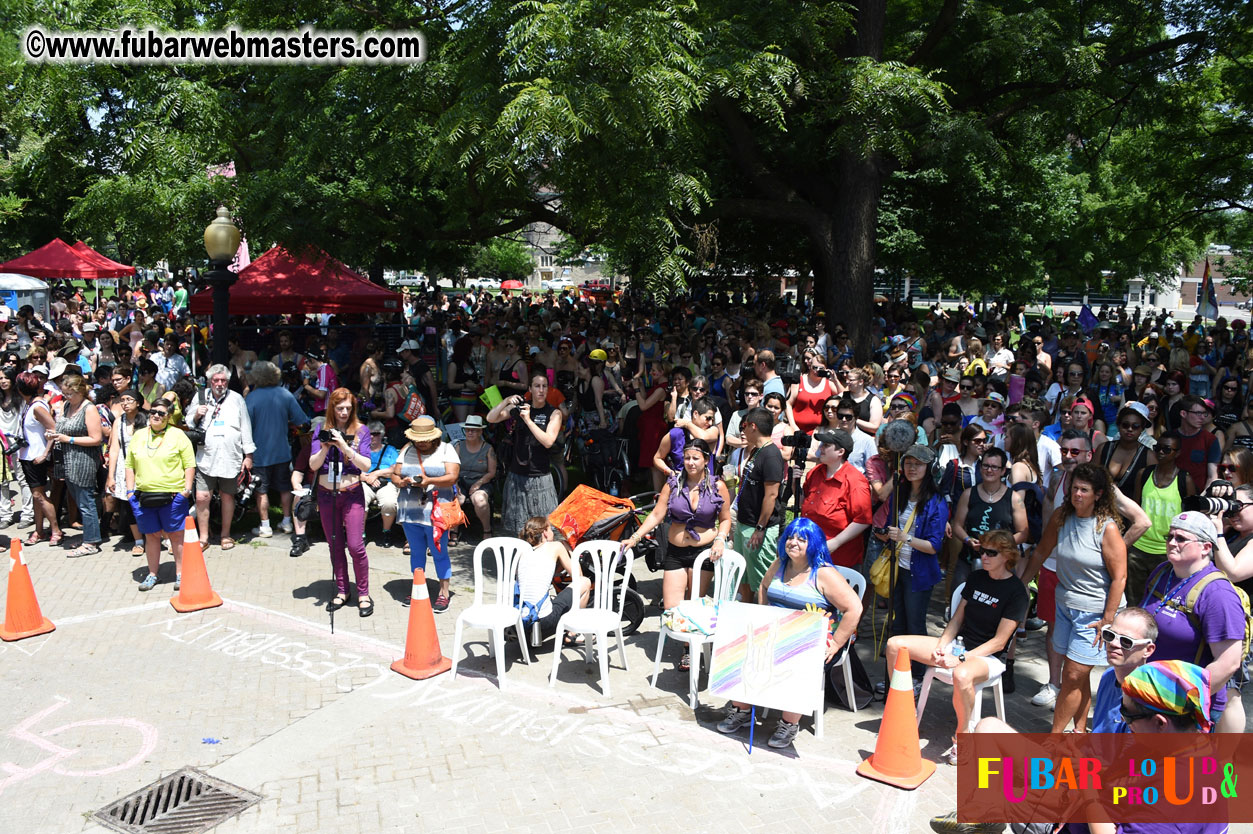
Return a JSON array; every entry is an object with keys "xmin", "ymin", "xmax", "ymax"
[{"xmin": 125, "ymin": 404, "xmax": 196, "ymax": 592}]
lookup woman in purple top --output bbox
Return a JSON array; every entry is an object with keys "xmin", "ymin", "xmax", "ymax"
[
  {"xmin": 309, "ymin": 388, "xmax": 374, "ymax": 617},
  {"xmin": 1140, "ymin": 511, "xmax": 1245, "ymax": 722},
  {"xmin": 625, "ymin": 439, "xmax": 731, "ymax": 671}
]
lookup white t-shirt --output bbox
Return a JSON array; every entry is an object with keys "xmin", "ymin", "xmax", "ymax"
[{"xmin": 19, "ymin": 400, "xmax": 49, "ymax": 461}]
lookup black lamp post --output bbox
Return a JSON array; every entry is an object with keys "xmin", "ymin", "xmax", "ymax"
[{"xmin": 203, "ymin": 206, "xmax": 241, "ymax": 367}]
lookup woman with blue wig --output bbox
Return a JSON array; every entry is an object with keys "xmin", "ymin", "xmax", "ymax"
[{"xmin": 717, "ymin": 517, "xmax": 863, "ymax": 748}]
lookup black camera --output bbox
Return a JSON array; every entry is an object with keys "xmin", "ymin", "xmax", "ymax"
[
  {"xmin": 779, "ymin": 430, "xmax": 811, "ymax": 449},
  {"xmin": 814, "ymin": 368, "xmax": 834, "ymax": 379},
  {"xmin": 1181, "ymin": 495, "xmax": 1239, "ymax": 515},
  {"xmin": 318, "ymin": 429, "xmax": 336, "ymax": 443}
]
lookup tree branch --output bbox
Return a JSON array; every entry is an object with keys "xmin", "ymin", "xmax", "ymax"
[{"xmin": 907, "ymin": 0, "xmax": 965, "ymax": 67}]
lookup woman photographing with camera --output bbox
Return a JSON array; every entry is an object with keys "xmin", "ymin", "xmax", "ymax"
[
  {"xmin": 487, "ymin": 371, "xmax": 562, "ymax": 536},
  {"xmin": 309, "ymin": 388, "xmax": 374, "ymax": 616},
  {"xmin": 391, "ymin": 415, "xmax": 461, "ymax": 612}
]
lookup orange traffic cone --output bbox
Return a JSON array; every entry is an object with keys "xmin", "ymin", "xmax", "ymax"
[
  {"xmin": 857, "ymin": 647, "xmax": 936, "ymax": 790},
  {"xmin": 1, "ymin": 539, "xmax": 55, "ymax": 642},
  {"xmin": 391, "ymin": 569, "xmax": 451, "ymax": 680},
  {"xmin": 171, "ymin": 518, "xmax": 222, "ymax": 613}
]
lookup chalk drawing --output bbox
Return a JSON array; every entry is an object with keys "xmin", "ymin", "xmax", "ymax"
[{"xmin": 0, "ymin": 696, "xmax": 158, "ymax": 794}]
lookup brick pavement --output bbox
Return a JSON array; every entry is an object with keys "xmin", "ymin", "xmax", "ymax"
[{"xmin": 2, "ymin": 529, "xmax": 1242, "ymax": 834}]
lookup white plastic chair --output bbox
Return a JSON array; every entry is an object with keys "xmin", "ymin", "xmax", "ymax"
[
  {"xmin": 450, "ymin": 537, "xmax": 534, "ymax": 689},
  {"xmin": 548, "ymin": 541, "xmax": 635, "ymax": 698},
  {"xmin": 915, "ymin": 582, "xmax": 1007, "ymax": 730},
  {"xmin": 830, "ymin": 566, "xmax": 866, "ymax": 715},
  {"xmin": 649, "ymin": 549, "xmax": 746, "ymax": 708}
]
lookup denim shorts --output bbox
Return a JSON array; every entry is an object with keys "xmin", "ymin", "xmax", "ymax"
[{"xmin": 1052, "ymin": 603, "xmax": 1106, "ymax": 666}]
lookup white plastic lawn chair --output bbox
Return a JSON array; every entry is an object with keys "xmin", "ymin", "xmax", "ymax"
[
  {"xmin": 915, "ymin": 582, "xmax": 1007, "ymax": 730},
  {"xmin": 548, "ymin": 540, "xmax": 635, "ymax": 698},
  {"xmin": 649, "ymin": 548, "xmax": 745, "ymax": 709},
  {"xmin": 450, "ymin": 537, "xmax": 534, "ymax": 689}
]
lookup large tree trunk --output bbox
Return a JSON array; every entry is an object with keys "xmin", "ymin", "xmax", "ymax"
[{"xmin": 819, "ymin": 0, "xmax": 886, "ymax": 364}]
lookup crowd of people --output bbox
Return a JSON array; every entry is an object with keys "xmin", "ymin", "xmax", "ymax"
[{"xmin": 8, "ymin": 279, "xmax": 1250, "ymax": 827}]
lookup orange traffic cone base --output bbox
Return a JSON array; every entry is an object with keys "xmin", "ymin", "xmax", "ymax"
[
  {"xmin": 0, "ymin": 616, "xmax": 54, "ymax": 642},
  {"xmin": 856, "ymin": 753, "xmax": 936, "ymax": 790},
  {"xmin": 390, "ymin": 654, "xmax": 451, "ymax": 680},
  {"xmin": 391, "ymin": 568, "xmax": 452, "ymax": 679},
  {"xmin": 857, "ymin": 648, "xmax": 936, "ymax": 790},
  {"xmin": 171, "ymin": 590, "xmax": 222, "ymax": 613}
]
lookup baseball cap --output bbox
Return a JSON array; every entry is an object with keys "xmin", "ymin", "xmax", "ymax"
[
  {"xmin": 903, "ymin": 444, "xmax": 936, "ymax": 464},
  {"xmin": 813, "ymin": 430, "xmax": 853, "ymax": 454},
  {"xmin": 983, "ymin": 392, "xmax": 1006, "ymax": 407},
  {"xmin": 396, "ymin": 340, "xmax": 421, "ymax": 353},
  {"xmin": 30, "ymin": 364, "xmax": 49, "ymax": 375},
  {"xmin": 941, "ymin": 368, "xmax": 961, "ymax": 383},
  {"xmin": 1169, "ymin": 511, "xmax": 1219, "ymax": 545},
  {"xmin": 1118, "ymin": 402, "xmax": 1151, "ymax": 424}
]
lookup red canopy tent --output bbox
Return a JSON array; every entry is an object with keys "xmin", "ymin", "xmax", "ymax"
[
  {"xmin": 188, "ymin": 246, "xmax": 400, "ymax": 315},
  {"xmin": 71, "ymin": 241, "xmax": 136, "ymax": 277},
  {"xmin": 0, "ymin": 238, "xmax": 131, "ymax": 279}
]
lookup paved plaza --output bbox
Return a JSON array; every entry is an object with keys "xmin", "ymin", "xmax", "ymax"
[{"xmin": 0, "ymin": 530, "xmax": 1236, "ymax": 834}]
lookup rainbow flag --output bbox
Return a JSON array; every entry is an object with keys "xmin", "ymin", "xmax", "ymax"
[
  {"xmin": 1198, "ymin": 258, "xmax": 1219, "ymax": 320},
  {"xmin": 709, "ymin": 608, "xmax": 825, "ymax": 692}
]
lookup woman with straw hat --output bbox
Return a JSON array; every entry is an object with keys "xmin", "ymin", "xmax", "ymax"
[{"xmin": 391, "ymin": 415, "xmax": 461, "ymax": 612}]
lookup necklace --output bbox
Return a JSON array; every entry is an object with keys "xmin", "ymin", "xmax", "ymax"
[
  {"xmin": 144, "ymin": 429, "xmax": 167, "ymax": 455},
  {"xmin": 1154, "ymin": 566, "xmax": 1204, "ymax": 614}
]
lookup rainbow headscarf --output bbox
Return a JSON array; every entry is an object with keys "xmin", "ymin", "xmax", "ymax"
[
  {"xmin": 1122, "ymin": 660, "xmax": 1212, "ymax": 732},
  {"xmin": 891, "ymin": 391, "xmax": 918, "ymax": 413}
]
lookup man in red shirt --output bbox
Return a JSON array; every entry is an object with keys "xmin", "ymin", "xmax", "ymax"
[
  {"xmin": 1175, "ymin": 395, "xmax": 1219, "ymax": 489},
  {"xmin": 801, "ymin": 429, "xmax": 872, "ymax": 568}
]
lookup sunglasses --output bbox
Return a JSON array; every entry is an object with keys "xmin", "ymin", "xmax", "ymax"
[
  {"xmin": 1118, "ymin": 421, "xmax": 1145, "ymax": 432},
  {"xmin": 977, "ymin": 547, "xmax": 1004, "ymax": 559},
  {"xmin": 1119, "ymin": 704, "xmax": 1157, "ymax": 725},
  {"xmin": 691, "ymin": 386, "xmax": 707, "ymax": 393},
  {"xmin": 1156, "ymin": 445, "xmax": 1178, "ymax": 455},
  {"xmin": 836, "ymin": 413, "xmax": 856, "ymax": 421},
  {"xmin": 1101, "ymin": 627, "xmax": 1152, "ymax": 650},
  {"xmin": 1165, "ymin": 532, "xmax": 1203, "ymax": 545},
  {"xmin": 1059, "ymin": 448, "xmax": 1086, "ymax": 457},
  {"xmin": 150, "ymin": 411, "xmax": 168, "ymax": 418}
]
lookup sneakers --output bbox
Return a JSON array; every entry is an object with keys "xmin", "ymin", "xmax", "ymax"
[
  {"xmin": 716, "ymin": 705, "xmax": 753, "ymax": 734},
  {"xmin": 941, "ymin": 742, "xmax": 959, "ymax": 766},
  {"xmin": 278, "ymin": 518, "xmax": 293, "ymax": 534},
  {"xmin": 928, "ymin": 811, "xmax": 1005, "ymax": 834},
  {"xmin": 1030, "ymin": 683, "xmax": 1059, "ymax": 708},
  {"xmin": 433, "ymin": 593, "xmax": 450, "ymax": 612},
  {"xmin": 138, "ymin": 573, "xmax": 158, "ymax": 592},
  {"xmin": 767, "ymin": 719, "xmax": 799, "ymax": 748},
  {"xmin": 253, "ymin": 525, "xmax": 273, "ymax": 538},
  {"xmin": 1024, "ymin": 617, "xmax": 1046, "ymax": 631}
]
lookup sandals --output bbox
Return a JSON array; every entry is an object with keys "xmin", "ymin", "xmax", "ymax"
[
  {"xmin": 328, "ymin": 594, "xmax": 348, "ymax": 612},
  {"xmin": 562, "ymin": 633, "xmax": 585, "ymax": 648},
  {"xmin": 48, "ymin": 531, "xmax": 64, "ymax": 546},
  {"xmin": 132, "ymin": 541, "xmax": 145, "ymax": 557},
  {"xmin": 220, "ymin": 537, "xmax": 236, "ymax": 551},
  {"xmin": 67, "ymin": 544, "xmax": 101, "ymax": 559},
  {"xmin": 24, "ymin": 531, "xmax": 45, "ymax": 546},
  {"xmin": 358, "ymin": 597, "xmax": 374, "ymax": 618}
]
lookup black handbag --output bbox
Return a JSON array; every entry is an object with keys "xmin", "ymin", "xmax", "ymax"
[
  {"xmin": 183, "ymin": 390, "xmax": 207, "ymax": 446},
  {"xmin": 135, "ymin": 490, "xmax": 177, "ymax": 507}
]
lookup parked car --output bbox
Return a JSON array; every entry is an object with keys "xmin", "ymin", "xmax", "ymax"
[
  {"xmin": 542, "ymin": 277, "xmax": 577, "ymax": 291},
  {"xmin": 391, "ymin": 273, "xmax": 427, "ymax": 287},
  {"xmin": 466, "ymin": 276, "xmax": 501, "ymax": 290},
  {"xmin": 1238, "ymin": 298, "xmax": 1252, "ymax": 311}
]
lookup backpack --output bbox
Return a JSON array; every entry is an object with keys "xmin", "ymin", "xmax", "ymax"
[
  {"xmin": 1012, "ymin": 480, "xmax": 1045, "ymax": 544},
  {"xmin": 1146, "ymin": 562, "xmax": 1253, "ymax": 666}
]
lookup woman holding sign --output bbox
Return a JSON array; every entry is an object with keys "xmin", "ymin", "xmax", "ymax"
[{"xmin": 716, "ymin": 518, "xmax": 862, "ymax": 749}]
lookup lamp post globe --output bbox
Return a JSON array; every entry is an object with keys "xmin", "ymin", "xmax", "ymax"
[{"xmin": 203, "ymin": 207, "xmax": 240, "ymax": 367}]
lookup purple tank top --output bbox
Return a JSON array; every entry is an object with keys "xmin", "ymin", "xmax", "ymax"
[{"xmin": 665, "ymin": 474, "xmax": 724, "ymax": 540}]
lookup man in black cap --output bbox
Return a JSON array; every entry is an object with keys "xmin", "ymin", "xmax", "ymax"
[{"xmin": 801, "ymin": 429, "xmax": 872, "ymax": 571}]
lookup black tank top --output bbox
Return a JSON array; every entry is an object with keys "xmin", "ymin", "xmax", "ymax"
[
  {"xmin": 1100, "ymin": 441, "xmax": 1149, "ymax": 492},
  {"xmin": 964, "ymin": 485, "xmax": 1014, "ymax": 555}
]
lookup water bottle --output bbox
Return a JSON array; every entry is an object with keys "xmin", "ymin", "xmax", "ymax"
[{"xmin": 952, "ymin": 636, "xmax": 966, "ymax": 660}]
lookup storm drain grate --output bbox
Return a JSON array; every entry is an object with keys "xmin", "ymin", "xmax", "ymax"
[{"xmin": 93, "ymin": 768, "xmax": 262, "ymax": 834}]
